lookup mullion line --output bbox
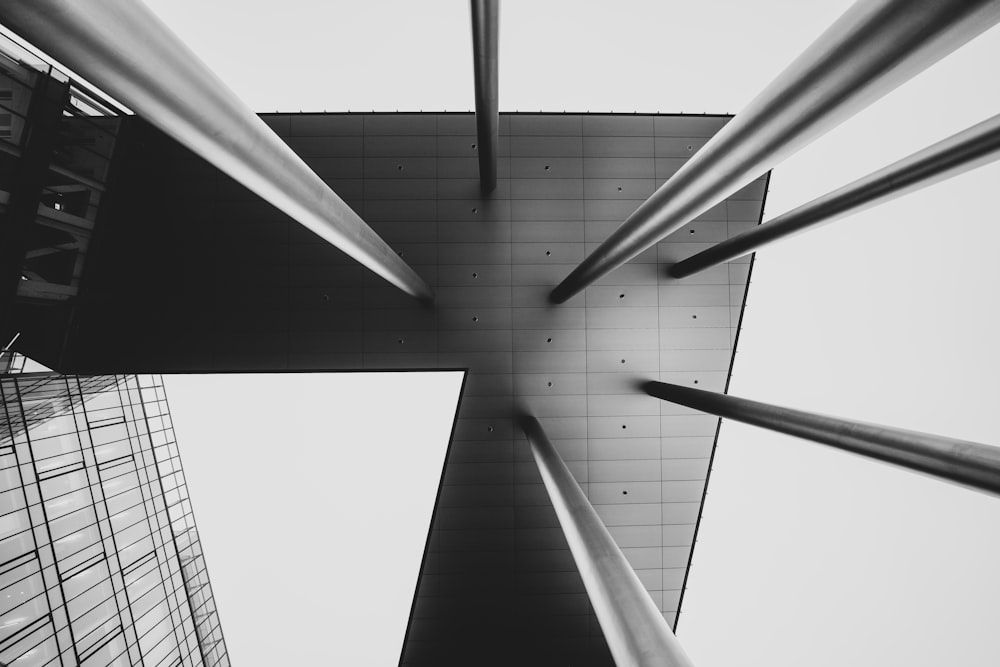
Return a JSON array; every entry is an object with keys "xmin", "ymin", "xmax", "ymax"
[
  {"xmin": 14, "ymin": 376, "xmax": 80, "ymax": 666},
  {"xmin": 70, "ymin": 375, "xmax": 136, "ymax": 666},
  {"xmin": 130, "ymin": 376, "xmax": 194, "ymax": 661}
]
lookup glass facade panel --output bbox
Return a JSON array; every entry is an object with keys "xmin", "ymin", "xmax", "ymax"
[
  {"xmin": 62, "ymin": 559, "xmax": 109, "ymax": 601},
  {"xmin": 1, "ymin": 369, "xmax": 229, "ymax": 666},
  {"xmin": 28, "ymin": 430, "xmax": 81, "ymax": 461},
  {"xmin": 0, "ymin": 529, "xmax": 34, "ymax": 562},
  {"xmin": 2, "ymin": 627, "xmax": 59, "ymax": 667},
  {"xmin": 44, "ymin": 487, "xmax": 93, "ymax": 520},
  {"xmin": 0, "ymin": 506, "xmax": 29, "ymax": 540},
  {"xmin": 33, "ymin": 447, "xmax": 84, "ymax": 476},
  {"xmin": 0, "ymin": 487, "xmax": 24, "ymax": 516},
  {"xmin": 48, "ymin": 505, "xmax": 98, "ymax": 541},
  {"xmin": 39, "ymin": 469, "xmax": 89, "ymax": 501},
  {"xmin": 83, "ymin": 632, "xmax": 129, "ymax": 666},
  {"xmin": 93, "ymin": 431, "xmax": 131, "ymax": 462},
  {"xmin": 0, "ymin": 575, "xmax": 47, "ymax": 643}
]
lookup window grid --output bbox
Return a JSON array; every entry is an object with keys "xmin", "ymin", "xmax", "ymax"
[{"xmin": 1, "ymin": 372, "xmax": 229, "ymax": 667}]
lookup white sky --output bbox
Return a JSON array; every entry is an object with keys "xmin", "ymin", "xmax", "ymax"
[
  {"xmin": 131, "ymin": 1, "xmax": 1000, "ymax": 665},
  {"xmin": 164, "ymin": 372, "xmax": 463, "ymax": 666}
]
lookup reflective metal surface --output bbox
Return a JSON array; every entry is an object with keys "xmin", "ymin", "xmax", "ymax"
[
  {"xmin": 471, "ymin": 0, "xmax": 499, "ymax": 193},
  {"xmin": 0, "ymin": 0, "xmax": 434, "ymax": 300},
  {"xmin": 522, "ymin": 416, "xmax": 697, "ymax": 667},
  {"xmin": 550, "ymin": 0, "xmax": 1000, "ymax": 302},
  {"xmin": 644, "ymin": 381, "xmax": 1000, "ymax": 497},
  {"xmin": 670, "ymin": 113, "xmax": 1000, "ymax": 278}
]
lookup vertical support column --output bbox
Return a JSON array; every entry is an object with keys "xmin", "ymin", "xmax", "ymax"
[
  {"xmin": 470, "ymin": 0, "xmax": 499, "ymax": 193},
  {"xmin": 668, "ymin": 113, "xmax": 1000, "ymax": 278},
  {"xmin": 549, "ymin": 0, "xmax": 1000, "ymax": 303},
  {"xmin": 0, "ymin": 0, "xmax": 433, "ymax": 300},
  {"xmin": 642, "ymin": 381, "xmax": 1000, "ymax": 496},
  {"xmin": 0, "ymin": 71, "xmax": 70, "ymax": 338},
  {"xmin": 521, "ymin": 416, "xmax": 696, "ymax": 667}
]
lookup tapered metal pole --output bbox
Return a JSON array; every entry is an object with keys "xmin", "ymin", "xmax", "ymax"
[
  {"xmin": 550, "ymin": 0, "xmax": 1000, "ymax": 303},
  {"xmin": 471, "ymin": 0, "xmax": 499, "ymax": 193},
  {"xmin": 521, "ymin": 416, "xmax": 696, "ymax": 667},
  {"xmin": 670, "ymin": 113, "xmax": 1000, "ymax": 278},
  {"xmin": 0, "ymin": 0, "xmax": 434, "ymax": 301},
  {"xmin": 642, "ymin": 381, "xmax": 1000, "ymax": 497}
]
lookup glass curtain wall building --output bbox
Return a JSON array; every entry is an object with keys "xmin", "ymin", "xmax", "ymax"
[{"xmin": 1, "ymin": 361, "xmax": 228, "ymax": 666}]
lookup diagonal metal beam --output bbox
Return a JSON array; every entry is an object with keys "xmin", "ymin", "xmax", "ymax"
[
  {"xmin": 643, "ymin": 381, "xmax": 1000, "ymax": 497},
  {"xmin": 670, "ymin": 113, "xmax": 1000, "ymax": 278},
  {"xmin": 550, "ymin": 0, "xmax": 1000, "ymax": 303},
  {"xmin": 0, "ymin": 0, "xmax": 434, "ymax": 301},
  {"xmin": 521, "ymin": 415, "xmax": 697, "ymax": 667},
  {"xmin": 470, "ymin": 0, "xmax": 499, "ymax": 193}
]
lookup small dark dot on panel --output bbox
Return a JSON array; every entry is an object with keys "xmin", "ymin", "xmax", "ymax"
[
  {"xmin": 687, "ymin": 145, "xmax": 693, "ymax": 151},
  {"xmin": 619, "ymin": 293, "xmax": 625, "ymax": 299},
  {"xmin": 694, "ymin": 380, "xmax": 699, "ymax": 384},
  {"xmin": 544, "ymin": 165, "xmax": 550, "ymax": 171},
  {"xmin": 397, "ymin": 339, "xmax": 404, "ymax": 344},
  {"xmin": 620, "ymin": 359, "xmax": 626, "ymax": 364},
  {"xmin": 472, "ymin": 316, "xmax": 479, "ymax": 322},
  {"xmin": 472, "ymin": 207, "xmax": 478, "ymax": 214},
  {"xmin": 689, "ymin": 229, "xmax": 695, "ymax": 234},
  {"xmin": 397, "ymin": 164, "xmax": 404, "ymax": 171},
  {"xmin": 622, "ymin": 424, "xmax": 627, "ymax": 429},
  {"xmin": 547, "ymin": 381, "xmax": 553, "ymax": 387},
  {"xmin": 471, "ymin": 143, "xmax": 477, "ymax": 149},
  {"xmin": 546, "ymin": 338, "xmax": 552, "ymax": 343},
  {"xmin": 545, "ymin": 250, "xmax": 551, "ymax": 256},
  {"xmin": 396, "ymin": 251, "xmax": 404, "ymax": 257},
  {"xmin": 487, "ymin": 426, "xmax": 494, "ymax": 433},
  {"xmin": 622, "ymin": 490, "xmax": 628, "ymax": 495},
  {"xmin": 617, "ymin": 185, "xmax": 622, "ymax": 191},
  {"xmin": 472, "ymin": 272, "xmax": 478, "ymax": 278},
  {"xmin": 692, "ymin": 314, "xmax": 697, "ymax": 319}
]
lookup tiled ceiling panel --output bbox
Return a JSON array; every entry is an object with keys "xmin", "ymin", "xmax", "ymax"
[{"xmin": 37, "ymin": 113, "xmax": 768, "ymax": 666}]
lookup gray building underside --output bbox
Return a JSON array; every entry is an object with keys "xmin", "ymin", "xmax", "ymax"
[{"xmin": 7, "ymin": 111, "xmax": 769, "ymax": 665}]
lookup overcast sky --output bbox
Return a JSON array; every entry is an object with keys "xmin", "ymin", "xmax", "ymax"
[{"xmin": 125, "ymin": 1, "xmax": 1000, "ymax": 665}]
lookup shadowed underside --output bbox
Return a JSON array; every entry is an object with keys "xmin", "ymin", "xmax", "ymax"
[{"xmin": 12, "ymin": 112, "xmax": 767, "ymax": 665}]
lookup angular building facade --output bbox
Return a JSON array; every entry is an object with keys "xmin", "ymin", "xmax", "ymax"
[
  {"xmin": 0, "ymin": 22, "xmax": 770, "ymax": 665},
  {"xmin": 11, "ymin": 109, "xmax": 766, "ymax": 665},
  {"xmin": 1, "ymin": 361, "xmax": 228, "ymax": 666},
  {"xmin": 4, "ymin": 2, "xmax": 999, "ymax": 665}
]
